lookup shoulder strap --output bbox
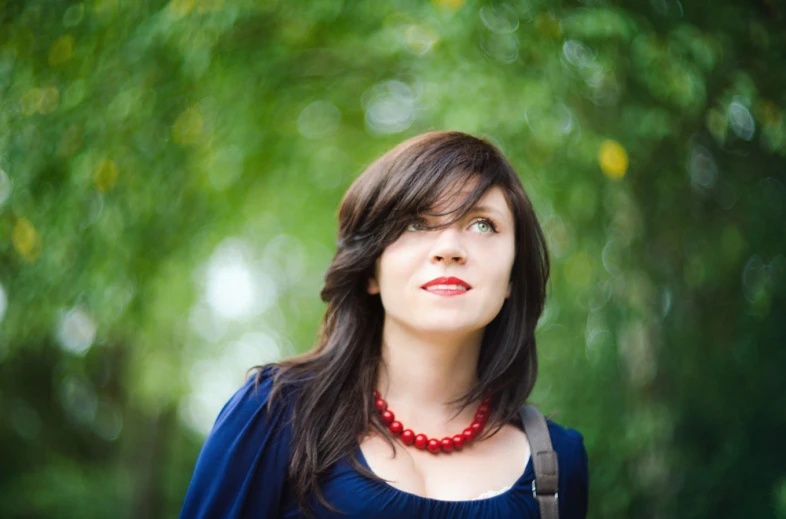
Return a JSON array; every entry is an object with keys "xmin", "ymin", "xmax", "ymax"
[{"xmin": 520, "ymin": 405, "xmax": 559, "ymax": 519}]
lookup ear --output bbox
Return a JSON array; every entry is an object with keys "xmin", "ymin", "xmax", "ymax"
[
  {"xmin": 368, "ymin": 276, "xmax": 380, "ymax": 295},
  {"xmin": 505, "ymin": 281, "xmax": 512, "ymax": 299}
]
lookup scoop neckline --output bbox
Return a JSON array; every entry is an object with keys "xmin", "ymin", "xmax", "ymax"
[{"xmin": 355, "ymin": 444, "xmax": 534, "ymax": 504}]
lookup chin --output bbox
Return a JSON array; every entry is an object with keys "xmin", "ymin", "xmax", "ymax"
[{"xmin": 411, "ymin": 318, "xmax": 489, "ymax": 337}]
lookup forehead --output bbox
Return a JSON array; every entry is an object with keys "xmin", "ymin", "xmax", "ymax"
[{"xmin": 473, "ymin": 187, "xmax": 510, "ymax": 212}]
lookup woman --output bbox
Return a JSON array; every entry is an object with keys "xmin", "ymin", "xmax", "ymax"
[{"xmin": 180, "ymin": 131, "xmax": 589, "ymax": 518}]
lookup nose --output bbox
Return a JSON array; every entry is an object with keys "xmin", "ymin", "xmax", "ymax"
[{"xmin": 429, "ymin": 228, "xmax": 467, "ymax": 265}]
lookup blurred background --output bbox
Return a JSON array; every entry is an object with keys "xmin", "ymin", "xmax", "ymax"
[{"xmin": 1, "ymin": 0, "xmax": 785, "ymax": 517}]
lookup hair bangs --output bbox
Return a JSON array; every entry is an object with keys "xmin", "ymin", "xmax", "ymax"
[
  {"xmin": 415, "ymin": 170, "xmax": 497, "ymax": 230},
  {"xmin": 382, "ymin": 162, "xmax": 509, "ymax": 239}
]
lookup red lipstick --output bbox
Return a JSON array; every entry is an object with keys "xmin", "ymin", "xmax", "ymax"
[{"xmin": 421, "ymin": 276, "xmax": 472, "ymax": 296}]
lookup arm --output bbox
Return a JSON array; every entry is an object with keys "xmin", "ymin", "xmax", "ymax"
[{"xmin": 179, "ymin": 372, "xmax": 291, "ymax": 519}]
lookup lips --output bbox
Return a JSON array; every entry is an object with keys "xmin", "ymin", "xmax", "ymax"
[{"xmin": 421, "ymin": 276, "xmax": 472, "ymax": 294}]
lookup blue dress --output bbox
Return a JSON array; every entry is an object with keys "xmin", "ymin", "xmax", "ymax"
[{"xmin": 180, "ymin": 371, "xmax": 589, "ymax": 518}]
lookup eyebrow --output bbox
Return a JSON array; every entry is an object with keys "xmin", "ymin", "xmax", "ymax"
[{"xmin": 467, "ymin": 205, "xmax": 506, "ymax": 219}]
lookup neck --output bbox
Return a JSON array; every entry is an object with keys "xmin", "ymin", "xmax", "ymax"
[{"xmin": 376, "ymin": 318, "xmax": 484, "ymax": 419}]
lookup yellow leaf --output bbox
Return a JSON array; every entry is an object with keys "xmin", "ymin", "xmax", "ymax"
[
  {"xmin": 94, "ymin": 159, "xmax": 119, "ymax": 192},
  {"xmin": 39, "ymin": 87, "xmax": 60, "ymax": 114},
  {"xmin": 195, "ymin": 0, "xmax": 224, "ymax": 13},
  {"xmin": 757, "ymin": 100, "xmax": 782, "ymax": 126},
  {"xmin": 173, "ymin": 108, "xmax": 204, "ymax": 145},
  {"xmin": 535, "ymin": 14, "xmax": 562, "ymax": 39},
  {"xmin": 95, "ymin": 0, "xmax": 120, "ymax": 15},
  {"xmin": 432, "ymin": 0, "xmax": 465, "ymax": 10},
  {"xmin": 12, "ymin": 218, "xmax": 42, "ymax": 263},
  {"xmin": 49, "ymin": 35, "xmax": 74, "ymax": 66},
  {"xmin": 21, "ymin": 88, "xmax": 43, "ymax": 115},
  {"xmin": 170, "ymin": 0, "xmax": 195, "ymax": 16},
  {"xmin": 598, "ymin": 139, "xmax": 628, "ymax": 180}
]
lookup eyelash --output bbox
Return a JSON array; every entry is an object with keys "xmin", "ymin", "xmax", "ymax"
[
  {"xmin": 406, "ymin": 218, "xmax": 429, "ymax": 232},
  {"xmin": 469, "ymin": 217, "xmax": 498, "ymax": 234},
  {"xmin": 405, "ymin": 217, "xmax": 499, "ymax": 233}
]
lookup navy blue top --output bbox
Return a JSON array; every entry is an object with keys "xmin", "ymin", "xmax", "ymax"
[{"xmin": 180, "ymin": 371, "xmax": 589, "ymax": 518}]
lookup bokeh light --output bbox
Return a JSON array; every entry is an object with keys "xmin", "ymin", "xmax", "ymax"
[
  {"xmin": 203, "ymin": 239, "xmax": 278, "ymax": 322},
  {"xmin": 598, "ymin": 140, "xmax": 628, "ymax": 180},
  {"xmin": 363, "ymin": 80, "xmax": 417, "ymax": 135},
  {"xmin": 0, "ymin": 168, "xmax": 12, "ymax": 207},
  {"xmin": 0, "ymin": 283, "xmax": 7, "ymax": 324},
  {"xmin": 56, "ymin": 308, "xmax": 97, "ymax": 356}
]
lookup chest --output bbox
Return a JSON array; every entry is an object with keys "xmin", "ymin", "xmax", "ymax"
[{"xmin": 358, "ymin": 423, "xmax": 531, "ymax": 501}]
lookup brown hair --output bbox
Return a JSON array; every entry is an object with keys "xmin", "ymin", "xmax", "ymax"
[{"xmin": 260, "ymin": 131, "xmax": 550, "ymax": 514}]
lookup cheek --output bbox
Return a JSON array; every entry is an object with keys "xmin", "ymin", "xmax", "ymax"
[
  {"xmin": 376, "ymin": 249, "xmax": 410, "ymax": 292},
  {"xmin": 485, "ymin": 240, "xmax": 515, "ymax": 278},
  {"xmin": 376, "ymin": 238, "xmax": 423, "ymax": 279}
]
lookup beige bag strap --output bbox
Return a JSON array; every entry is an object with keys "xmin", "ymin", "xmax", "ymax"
[{"xmin": 520, "ymin": 405, "xmax": 559, "ymax": 519}]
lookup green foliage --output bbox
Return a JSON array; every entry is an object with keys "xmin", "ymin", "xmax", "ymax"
[{"xmin": 0, "ymin": 0, "xmax": 784, "ymax": 517}]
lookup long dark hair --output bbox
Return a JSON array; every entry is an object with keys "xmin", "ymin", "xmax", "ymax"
[{"xmin": 258, "ymin": 131, "xmax": 550, "ymax": 513}]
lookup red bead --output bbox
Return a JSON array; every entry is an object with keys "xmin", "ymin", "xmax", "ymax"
[{"xmin": 369, "ymin": 393, "xmax": 492, "ymax": 455}]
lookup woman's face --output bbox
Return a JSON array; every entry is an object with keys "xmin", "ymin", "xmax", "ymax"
[{"xmin": 368, "ymin": 185, "xmax": 516, "ymax": 337}]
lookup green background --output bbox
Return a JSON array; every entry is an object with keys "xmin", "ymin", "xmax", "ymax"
[{"xmin": 1, "ymin": 0, "xmax": 785, "ymax": 517}]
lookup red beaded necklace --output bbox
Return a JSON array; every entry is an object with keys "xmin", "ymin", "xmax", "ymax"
[{"xmin": 373, "ymin": 390, "xmax": 491, "ymax": 454}]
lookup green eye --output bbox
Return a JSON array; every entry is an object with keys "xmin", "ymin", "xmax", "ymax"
[
  {"xmin": 406, "ymin": 219, "xmax": 427, "ymax": 232},
  {"xmin": 470, "ymin": 219, "xmax": 496, "ymax": 233}
]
